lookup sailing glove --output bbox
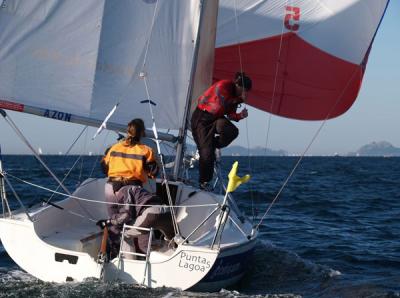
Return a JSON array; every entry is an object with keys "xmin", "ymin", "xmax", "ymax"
[{"xmin": 96, "ymin": 219, "xmax": 112, "ymax": 229}]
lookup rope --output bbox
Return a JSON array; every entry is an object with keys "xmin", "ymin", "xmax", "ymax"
[
  {"xmin": 91, "ymin": 0, "xmax": 160, "ymax": 142},
  {"xmin": 233, "ymin": 0, "xmax": 245, "ymax": 93},
  {"xmin": 1, "ymin": 112, "xmax": 97, "ymax": 220},
  {"xmin": 141, "ymin": 0, "xmax": 160, "ymax": 73},
  {"xmin": 233, "ymin": 0, "xmax": 255, "ymax": 222},
  {"xmin": 139, "ymin": 0, "xmax": 180, "ymax": 236},
  {"xmin": 65, "ymin": 126, "xmax": 88, "ymax": 156},
  {"xmin": 3, "ymin": 171, "xmax": 219, "ymax": 209},
  {"xmin": 250, "ymin": 1, "xmax": 288, "ymax": 223},
  {"xmin": 89, "ymin": 130, "xmax": 111, "ymax": 178},
  {"xmin": 263, "ymin": 0, "xmax": 289, "ymax": 155},
  {"xmin": 47, "ymin": 125, "xmax": 89, "ymax": 204},
  {"xmin": 255, "ymin": 67, "xmax": 361, "ymax": 230},
  {"xmin": 45, "ymin": 155, "xmax": 82, "ymax": 204},
  {"xmin": 78, "ymin": 127, "xmax": 89, "ymax": 184},
  {"xmin": 3, "ymin": 114, "xmax": 71, "ymax": 195}
]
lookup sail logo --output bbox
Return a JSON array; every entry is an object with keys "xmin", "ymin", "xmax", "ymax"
[
  {"xmin": 178, "ymin": 251, "xmax": 211, "ymax": 273},
  {"xmin": 43, "ymin": 109, "xmax": 72, "ymax": 122},
  {"xmin": 284, "ymin": 6, "xmax": 301, "ymax": 31}
]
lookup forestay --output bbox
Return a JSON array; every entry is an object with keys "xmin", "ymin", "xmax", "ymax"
[
  {"xmin": 215, "ymin": 0, "xmax": 390, "ymax": 120},
  {"xmin": 0, "ymin": 0, "xmax": 203, "ymax": 130}
]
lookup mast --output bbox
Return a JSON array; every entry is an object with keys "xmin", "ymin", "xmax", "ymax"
[{"xmin": 173, "ymin": 0, "xmax": 219, "ymax": 180}]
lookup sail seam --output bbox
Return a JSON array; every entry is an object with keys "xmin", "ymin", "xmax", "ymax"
[{"xmin": 87, "ymin": 0, "xmax": 107, "ymax": 119}]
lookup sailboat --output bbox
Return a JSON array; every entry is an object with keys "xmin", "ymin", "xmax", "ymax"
[{"xmin": 0, "ymin": 0, "xmax": 390, "ymax": 292}]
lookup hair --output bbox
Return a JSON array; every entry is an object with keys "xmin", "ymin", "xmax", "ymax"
[
  {"xmin": 234, "ymin": 72, "xmax": 252, "ymax": 91},
  {"xmin": 127, "ymin": 118, "xmax": 145, "ymax": 145}
]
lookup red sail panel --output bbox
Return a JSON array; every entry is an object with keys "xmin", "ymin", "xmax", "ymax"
[{"xmin": 214, "ymin": 33, "xmax": 365, "ymax": 120}]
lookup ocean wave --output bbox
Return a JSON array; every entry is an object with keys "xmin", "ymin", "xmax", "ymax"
[
  {"xmin": 235, "ymin": 240, "xmax": 341, "ymax": 296},
  {"xmin": 0, "ymin": 268, "xmax": 35, "ymax": 282},
  {"xmin": 0, "ymin": 276, "xmax": 303, "ymax": 298}
]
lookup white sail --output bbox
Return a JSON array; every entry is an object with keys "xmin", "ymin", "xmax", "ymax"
[{"xmin": 0, "ymin": 0, "xmax": 202, "ymax": 130}]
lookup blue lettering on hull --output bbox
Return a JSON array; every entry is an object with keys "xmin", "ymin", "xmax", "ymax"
[
  {"xmin": 43, "ymin": 109, "xmax": 72, "ymax": 122},
  {"xmin": 201, "ymin": 247, "xmax": 255, "ymax": 282}
]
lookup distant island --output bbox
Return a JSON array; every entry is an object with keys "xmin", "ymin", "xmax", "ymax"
[
  {"xmin": 186, "ymin": 144, "xmax": 287, "ymax": 156},
  {"xmin": 348, "ymin": 141, "xmax": 400, "ymax": 157},
  {"xmin": 186, "ymin": 141, "xmax": 400, "ymax": 157},
  {"xmin": 220, "ymin": 145, "xmax": 287, "ymax": 156}
]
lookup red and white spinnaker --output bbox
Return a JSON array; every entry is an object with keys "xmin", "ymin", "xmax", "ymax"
[{"xmin": 215, "ymin": 0, "xmax": 390, "ymax": 120}]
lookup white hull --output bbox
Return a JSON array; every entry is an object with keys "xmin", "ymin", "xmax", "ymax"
[{"xmin": 0, "ymin": 178, "xmax": 257, "ymax": 291}]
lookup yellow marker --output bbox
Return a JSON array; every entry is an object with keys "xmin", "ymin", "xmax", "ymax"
[{"xmin": 226, "ymin": 161, "xmax": 251, "ymax": 193}]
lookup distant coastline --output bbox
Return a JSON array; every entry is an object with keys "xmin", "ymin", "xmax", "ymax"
[{"xmin": 3, "ymin": 141, "xmax": 400, "ymax": 157}]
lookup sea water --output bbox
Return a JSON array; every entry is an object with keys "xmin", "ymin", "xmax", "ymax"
[{"xmin": 0, "ymin": 155, "xmax": 399, "ymax": 298}]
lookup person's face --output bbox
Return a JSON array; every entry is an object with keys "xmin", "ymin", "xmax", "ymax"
[
  {"xmin": 235, "ymin": 84, "xmax": 248, "ymax": 101},
  {"xmin": 235, "ymin": 84, "xmax": 244, "ymax": 96}
]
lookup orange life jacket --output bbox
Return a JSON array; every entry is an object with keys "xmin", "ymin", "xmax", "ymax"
[{"xmin": 102, "ymin": 140, "xmax": 156, "ymax": 183}]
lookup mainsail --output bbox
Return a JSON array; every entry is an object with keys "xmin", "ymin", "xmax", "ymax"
[
  {"xmin": 215, "ymin": 0, "xmax": 390, "ymax": 120},
  {"xmin": 0, "ymin": 0, "xmax": 207, "ymax": 131}
]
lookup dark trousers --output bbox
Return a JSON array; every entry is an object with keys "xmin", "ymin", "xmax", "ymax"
[
  {"xmin": 105, "ymin": 184, "xmax": 174, "ymax": 256},
  {"xmin": 191, "ymin": 108, "xmax": 238, "ymax": 183}
]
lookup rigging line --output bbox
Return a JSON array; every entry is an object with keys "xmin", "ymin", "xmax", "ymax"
[
  {"xmin": 233, "ymin": 0, "xmax": 245, "ymax": 92},
  {"xmin": 233, "ymin": 0, "xmax": 255, "ymax": 223},
  {"xmin": 45, "ymin": 155, "xmax": 82, "ymax": 204},
  {"xmin": 89, "ymin": 130, "xmax": 110, "ymax": 178},
  {"xmin": 143, "ymin": 76, "xmax": 180, "ymax": 236},
  {"xmin": 255, "ymin": 1, "xmax": 288, "ymax": 222},
  {"xmin": 42, "ymin": 200, "xmax": 97, "ymax": 223},
  {"xmin": 2, "ymin": 113, "xmax": 71, "ymax": 196},
  {"xmin": 160, "ymin": 142, "xmax": 174, "ymax": 158},
  {"xmin": 1, "ymin": 112, "xmax": 95, "ymax": 220},
  {"xmin": 2, "ymin": 171, "xmax": 218, "ymax": 208},
  {"xmin": 255, "ymin": 66, "xmax": 361, "ymax": 230},
  {"xmin": 48, "ymin": 127, "xmax": 94, "ymax": 204},
  {"xmin": 78, "ymin": 126, "xmax": 90, "ymax": 184},
  {"xmin": 22, "ymin": 129, "xmax": 91, "ymax": 208},
  {"xmin": 92, "ymin": 1, "xmax": 160, "ymax": 141},
  {"xmin": 89, "ymin": 154, "xmax": 101, "ymax": 178},
  {"xmin": 140, "ymin": 0, "xmax": 160, "ymax": 71},
  {"xmin": 138, "ymin": 0, "xmax": 180, "ymax": 236},
  {"xmin": 65, "ymin": 126, "xmax": 88, "ymax": 156},
  {"xmin": 264, "ymin": 0, "xmax": 288, "ymax": 155}
]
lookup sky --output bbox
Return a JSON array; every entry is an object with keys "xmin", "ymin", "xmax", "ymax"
[{"xmin": 1, "ymin": 1, "xmax": 399, "ymax": 156}]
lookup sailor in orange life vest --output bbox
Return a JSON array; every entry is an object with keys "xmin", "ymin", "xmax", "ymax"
[
  {"xmin": 191, "ymin": 72, "xmax": 252, "ymax": 190},
  {"xmin": 97, "ymin": 119, "xmax": 174, "ymax": 258}
]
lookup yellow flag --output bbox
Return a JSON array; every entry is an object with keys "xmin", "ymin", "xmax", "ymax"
[{"xmin": 226, "ymin": 161, "xmax": 251, "ymax": 193}]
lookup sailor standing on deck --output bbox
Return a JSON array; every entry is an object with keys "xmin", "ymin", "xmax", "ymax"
[
  {"xmin": 191, "ymin": 72, "xmax": 252, "ymax": 190},
  {"xmin": 97, "ymin": 118, "xmax": 174, "ymax": 258}
]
